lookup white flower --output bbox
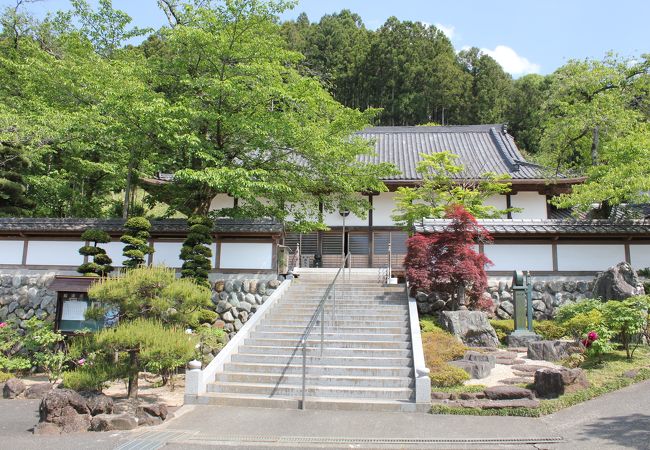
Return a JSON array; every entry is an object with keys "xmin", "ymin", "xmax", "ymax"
[{"xmin": 185, "ymin": 328, "xmax": 193, "ymax": 334}]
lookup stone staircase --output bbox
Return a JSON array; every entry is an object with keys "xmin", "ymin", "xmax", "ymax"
[{"xmin": 197, "ymin": 271, "xmax": 424, "ymax": 412}]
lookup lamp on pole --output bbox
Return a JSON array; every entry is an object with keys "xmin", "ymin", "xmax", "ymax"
[{"xmin": 339, "ymin": 209, "xmax": 350, "ymax": 266}]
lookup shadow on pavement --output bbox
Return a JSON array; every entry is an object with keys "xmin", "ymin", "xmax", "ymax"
[{"xmin": 575, "ymin": 414, "xmax": 650, "ymax": 449}]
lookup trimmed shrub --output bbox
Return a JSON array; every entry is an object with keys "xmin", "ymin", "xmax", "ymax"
[
  {"xmin": 0, "ymin": 371, "xmax": 12, "ymax": 382},
  {"xmin": 534, "ymin": 320, "xmax": 567, "ymax": 340},
  {"xmin": 78, "ymin": 228, "xmax": 113, "ymax": 277},
  {"xmin": 120, "ymin": 216, "xmax": 153, "ymax": 268},
  {"xmin": 180, "ymin": 216, "xmax": 213, "ymax": 288},
  {"xmin": 429, "ymin": 361, "xmax": 471, "ymax": 387},
  {"xmin": 490, "ymin": 319, "xmax": 514, "ymax": 344},
  {"xmin": 63, "ymin": 364, "xmax": 112, "ymax": 392}
]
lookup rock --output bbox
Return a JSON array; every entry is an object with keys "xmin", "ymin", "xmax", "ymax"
[
  {"xmin": 533, "ymin": 281, "xmax": 545, "ymax": 292},
  {"xmin": 268, "ymin": 279, "xmax": 280, "ymax": 289},
  {"xmin": 497, "ymin": 301, "xmax": 514, "ymax": 318},
  {"xmin": 534, "ymin": 367, "xmax": 588, "ymax": 398},
  {"xmin": 3, "ymin": 378, "xmax": 25, "ymax": 399},
  {"xmin": 218, "ymin": 291, "xmax": 229, "ymax": 301},
  {"xmin": 40, "ymin": 389, "xmax": 90, "ymax": 422},
  {"xmin": 499, "ymin": 377, "xmax": 534, "ymax": 385},
  {"xmin": 592, "ymin": 262, "xmax": 645, "ymax": 300},
  {"xmin": 542, "ymin": 293, "xmax": 554, "ymax": 310},
  {"xmin": 232, "ymin": 280, "xmax": 242, "ymax": 292},
  {"xmin": 449, "ymin": 360, "xmax": 492, "ymax": 379},
  {"xmin": 224, "ymin": 323, "xmax": 234, "ymax": 333},
  {"xmin": 527, "ymin": 340, "xmax": 582, "ymax": 362},
  {"xmin": 215, "ymin": 301, "xmax": 230, "ymax": 314},
  {"xmin": 439, "ymin": 310, "xmax": 499, "ymax": 348},
  {"xmin": 82, "ymin": 392, "xmax": 114, "ymax": 416},
  {"xmin": 228, "ymin": 292, "xmax": 240, "ymax": 307},
  {"xmin": 255, "ymin": 294, "xmax": 264, "ymax": 305},
  {"xmin": 238, "ymin": 301, "xmax": 252, "ymax": 313},
  {"xmin": 233, "ymin": 319, "xmax": 243, "ymax": 331},
  {"xmin": 547, "ymin": 280, "xmax": 564, "ymax": 294},
  {"xmin": 213, "ymin": 319, "xmax": 226, "ymax": 329},
  {"xmin": 214, "ymin": 280, "xmax": 225, "ymax": 292},
  {"xmin": 242, "ymin": 280, "xmax": 251, "ymax": 293},
  {"xmin": 463, "ymin": 351, "xmax": 496, "ymax": 369},
  {"xmin": 221, "ymin": 311, "xmax": 234, "ymax": 322},
  {"xmin": 257, "ymin": 283, "xmax": 267, "ymax": 295},
  {"xmin": 24, "ymin": 382, "xmax": 53, "ymax": 399},
  {"xmin": 33, "ymin": 422, "xmax": 62, "ymax": 435},
  {"xmin": 136, "ymin": 410, "xmax": 163, "ymax": 427},
  {"xmin": 511, "ymin": 364, "xmax": 549, "ymax": 374},
  {"xmin": 532, "ymin": 300, "xmax": 546, "ymax": 312},
  {"xmin": 142, "ymin": 403, "xmax": 168, "ymax": 420},
  {"xmin": 623, "ymin": 369, "xmax": 640, "ymax": 379},
  {"xmin": 431, "ymin": 392, "xmax": 452, "ymax": 400},
  {"xmin": 238, "ymin": 310, "xmax": 249, "ymax": 322},
  {"xmin": 576, "ymin": 280, "xmax": 590, "ymax": 293},
  {"xmin": 416, "ymin": 291, "xmax": 428, "ymax": 302},
  {"xmin": 249, "ymin": 280, "xmax": 258, "ymax": 294},
  {"xmin": 484, "ymin": 385, "xmax": 534, "ymax": 400},
  {"xmin": 563, "ymin": 281, "xmax": 577, "ymax": 293},
  {"xmin": 459, "ymin": 399, "xmax": 540, "ymax": 409},
  {"xmin": 244, "ymin": 293, "xmax": 256, "ymax": 305},
  {"xmin": 224, "ymin": 280, "xmax": 234, "ymax": 293},
  {"xmin": 90, "ymin": 413, "xmax": 138, "ymax": 431},
  {"xmin": 499, "ymin": 291, "xmax": 512, "ymax": 301},
  {"xmin": 498, "ymin": 281, "xmax": 507, "ymax": 292},
  {"xmin": 507, "ymin": 332, "xmax": 542, "ymax": 348}
]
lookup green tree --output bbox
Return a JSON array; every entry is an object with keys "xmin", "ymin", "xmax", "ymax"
[
  {"xmin": 120, "ymin": 216, "xmax": 153, "ymax": 268},
  {"xmin": 392, "ymin": 152, "xmax": 515, "ymax": 232},
  {"xmin": 602, "ymin": 296, "xmax": 650, "ymax": 360},
  {"xmin": 87, "ymin": 266, "xmax": 212, "ymax": 325},
  {"xmin": 142, "ymin": 0, "xmax": 395, "ymax": 225},
  {"xmin": 78, "ymin": 228, "xmax": 114, "ymax": 277},
  {"xmin": 0, "ymin": 144, "xmax": 34, "ymax": 216},
  {"xmin": 180, "ymin": 216, "xmax": 213, "ymax": 288},
  {"xmin": 457, "ymin": 47, "xmax": 512, "ymax": 124},
  {"xmin": 540, "ymin": 55, "xmax": 650, "ymax": 216},
  {"xmin": 506, "ymin": 74, "xmax": 550, "ymax": 154}
]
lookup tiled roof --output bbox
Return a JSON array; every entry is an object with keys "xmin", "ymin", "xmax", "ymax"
[
  {"xmin": 416, "ymin": 218, "xmax": 650, "ymax": 235},
  {"xmin": 0, "ymin": 218, "xmax": 283, "ymax": 235},
  {"xmin": 356, "ymin": 124, "xmax": 567, "ymax": 182}
]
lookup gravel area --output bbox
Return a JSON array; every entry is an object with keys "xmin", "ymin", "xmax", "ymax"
[{"xmin": 465, "ymin": 349, "xmax": 561, "ymax": 387}]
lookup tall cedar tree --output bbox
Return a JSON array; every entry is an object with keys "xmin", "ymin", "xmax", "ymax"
[
  {"xmin": 405, "ymin": 205, "xmax": 492, "ymax": 310},
  {"xmin": 0, "ymin": 146, "xmax": 35, "ymax": 216},
  {"xmin": 78, "ymin": 229, "xmax": 113, "ymax": 276},
  {"xmin": 120, "ymin": 216, "xmax": 153, "ymax": 268},
  {"xmin": 180, "ymin": 216, "xmax": 213, "ymax": 288}
]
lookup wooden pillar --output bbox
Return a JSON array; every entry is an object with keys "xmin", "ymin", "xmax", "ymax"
[
  {"xmin": 552, "ymin": 237, "xmax": 559, "ymax": 272},
  {"xmin": 21, "ymin": 239, "xmax": 28, "ymax": 266}
]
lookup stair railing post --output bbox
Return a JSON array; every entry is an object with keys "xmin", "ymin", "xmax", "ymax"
[
  {"xmin": 320, "ymin": 303, "xmax": 325, "ymax": 356},
  {"xmin": 332, "ymin": 284, "xmax": 336, "ymax": 323},
  {"xmin": 301, "ymin": 339, "xmax": 307, "ymax": 410}
]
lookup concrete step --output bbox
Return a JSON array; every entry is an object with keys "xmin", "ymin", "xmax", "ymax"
[
  {"xmin": 264, "ymin": 319, "xmax": 409, "ymax": 328},
  {"xmin": 223, "ymin": 362, "xmax": 414, "ymax": 377},
  {"xmin": 195, "ymin": 393, "xmax": 423, "ymax": 412},
  {"xmin": 237, "ymin": 345, "xmax": 412, "ymax": 358},
  {"xmin": 269, "ymin": 311, "xmax": 409, "ymax": 320},
  {"xmin": 255, "ymin": 324, "xmax": 406, "ymax": 334},
  {"xmin": 230, "ymin": 353, "xmax": 412, "ymax": 367},
  {"xmin": 214, "ymin": 372, "xmax": 414, "ymax": 388},
  {"xmin": 250, "ymin": 331, "xmax": 410, "ymax": 342},
  {"xmin": 207, "ymin": 382, "xmax": 414, "ymax": 400},
  {"xmin": 243, "ymin": 338, "xmax": 412, "ymax": 350}
]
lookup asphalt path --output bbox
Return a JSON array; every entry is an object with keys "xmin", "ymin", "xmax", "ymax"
[{"xmin": 1, "ymin": 380, "xmax": 649, "ymax": 449}]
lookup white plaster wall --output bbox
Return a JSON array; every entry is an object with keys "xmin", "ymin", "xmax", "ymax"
[
  {"xmin": 26, "ymin": 241, "xmax": 83, "ymax": 266},
  {"xmin": 103, "ymin": 241, "xmax": 125, "ymax": 268},
  {"xmin": 483, "ymin": 244, "xmax": 553, "ymax": 271},
  {"xmin": 209, "ymin": 194, "xmax": 234, "ymax": 212},
  {"xmin": 511, "ymin": 192, "xmax": 548, "ymax": 219},
  {"xmin": 483, "ymin": 194, "xmax": 508, "ymax": 218},
  {"xmin": 220, "ymin": 242, "xmax": 273, "ymax": 269},
  {"xmin": 152, "ymin": 242, "xmax": 184, "ymax": 268},
  {"xmin": 557, "ymin": 244, "xmax": 626, "ymax": 271},
  {"xmin": 0, "ymin": 240, "xmax": 24, "ymax": 264},
  {"xmin": 630, "ymin": 245, "xmax": 650, "ymax": 270},
  {"xmin": 373, "ymin": 192, "xmax": 398, "ymax": 226},
  {"xmin": 322, "ymin": 206, "xmax": 368, "ymax": 227}
]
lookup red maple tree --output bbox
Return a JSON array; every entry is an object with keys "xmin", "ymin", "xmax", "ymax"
[{"xmin": 405, "ymin": 205, "xmax": 493, "ymax": 310}]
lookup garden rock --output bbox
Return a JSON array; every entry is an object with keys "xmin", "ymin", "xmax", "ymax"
[
  {"xmin": 90, "ymin": 413, "xmax": 138, "ymax": 431},
  {"xmin": 592, "ymin": 262, "xmax": 645, "ymax": 300},
  {"xmin": 506, "ymin": 332, "xmax": 542, "ymax": 348},
  {"xmin": 82, "ymin": 392, "xmax": 114, "ymax": 416},
  {"xmin": 24, "ymin": 382, "xmax": 53, "ymax": 399},
  {"xmin": 527, "ymin": 340, "xmax": 582, "ymax": 361},
  {"xmin": 3, "ymin": 378, "xmax": 25, "ymax": 399},
  {"xmin": 484, "ymin": 385, "xmax": 534, "ymax": 400},
  {"xmin": 142, "ymin": 403, "xmax": 169, "ymax": 420},
  {"xmin": 449, "ymin": 360, "xmax": 491, "ymax": 379},
  {"xmin": 463, "ymin": 350, "xmax": 496, "ymax": 368},
  {"xmin": 534, "ymin": 367, "xmax": 588, "ymax": 398},
  {"xmin": 439, "ymin": 310, "xmax": 500, "ymax": 348}
]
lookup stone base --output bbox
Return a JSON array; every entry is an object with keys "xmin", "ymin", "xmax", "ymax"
[{"xmin": 507, "ymin": 331, "xmax": 541, "ymax": 348}]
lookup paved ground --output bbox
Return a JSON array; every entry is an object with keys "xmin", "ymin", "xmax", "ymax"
[{"xmin": 1, "ymin": 381, "xmax": 649, "ymax": 449}]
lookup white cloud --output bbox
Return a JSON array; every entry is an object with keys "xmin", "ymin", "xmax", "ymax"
[
  {"xmin": 434, "ymin": 23, "xmax": 456, "ymax": 40},
  {"xmin": 480, "ymin": 45, "xmax": 541, "ymax": 76}
]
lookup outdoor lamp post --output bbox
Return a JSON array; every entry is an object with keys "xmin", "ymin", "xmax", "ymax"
[{"xmin": 339, "ymin": 209, "xmax": 350, "ymax": 266}]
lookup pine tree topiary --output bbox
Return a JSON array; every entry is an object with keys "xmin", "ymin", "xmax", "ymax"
[
  {"xmin": 120, "ymin": 217, "xmax": 153, "ymax": 268},
  {"xmin": 180, "ymin": 216, "xmax": 213, "ymax": 288},
  {"xmin": 78, "ymin": 229, "xmax": 114, "ymax": 277},
  {"xmin": 0, "ymin": 147, "xmax": 35, "ymax": 217}
]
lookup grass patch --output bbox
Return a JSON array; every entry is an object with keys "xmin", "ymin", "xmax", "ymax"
[
  {"xmin": 420, "ymin": 315, "xmax": 470, "ymax": 388},
  {"xmin": 433, "ymin": 384, "xmax": 487, "ymax": 394},
  {"xmin": 431, "ymin": 346, "xmax": 650, "ymax": 416}
]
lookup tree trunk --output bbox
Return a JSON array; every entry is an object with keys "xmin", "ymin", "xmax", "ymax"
[
  {"xmin": 123, "ymin": 158, "xmax": 135, "ymax": 219},
  {"xmin": 591, "ymin": 126, "xmax": 599, "ymax": 166},
  {"xmin": 457, "ymin": 282, "xmax": 467, "ymax": 310},
  {"xmin": 127, "ymin": 350, "xmax": 139, "ymax": 399}
]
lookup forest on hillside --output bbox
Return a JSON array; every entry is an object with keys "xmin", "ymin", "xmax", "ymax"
[{"xmin": 1, "ymin": 1, "xmax": 649, "ymax": 221}]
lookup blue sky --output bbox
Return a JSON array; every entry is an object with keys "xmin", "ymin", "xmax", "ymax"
[{"xmin": 3, "ymin": 0, "xmax": 649, "ymax": 76}]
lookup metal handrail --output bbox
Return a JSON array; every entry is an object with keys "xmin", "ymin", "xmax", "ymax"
[{"xmin": 298, "ymin": 252, "xmax": 351, "ymax": 409}]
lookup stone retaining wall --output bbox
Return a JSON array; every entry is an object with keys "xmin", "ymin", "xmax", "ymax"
[
  {"xmin": 212, "ymin": 278, "xmax": 280, "ymax": 338},
  {"xmin": 0, "ymin": 272, "xmax": 58, "ymax": 328}
]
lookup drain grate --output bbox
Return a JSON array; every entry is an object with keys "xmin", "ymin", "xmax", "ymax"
[
  {"xmin": 189, "ymin": 435, "xmax": 564, "ymax": 445},
  {"xmin": 115, "ymin": 430, "xmax": 196, "ymax": 450}
]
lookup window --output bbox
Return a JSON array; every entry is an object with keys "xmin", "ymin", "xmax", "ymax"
[{"xmin": 57, "ymin": 292, "xmax": 105, "ymax": 333}]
